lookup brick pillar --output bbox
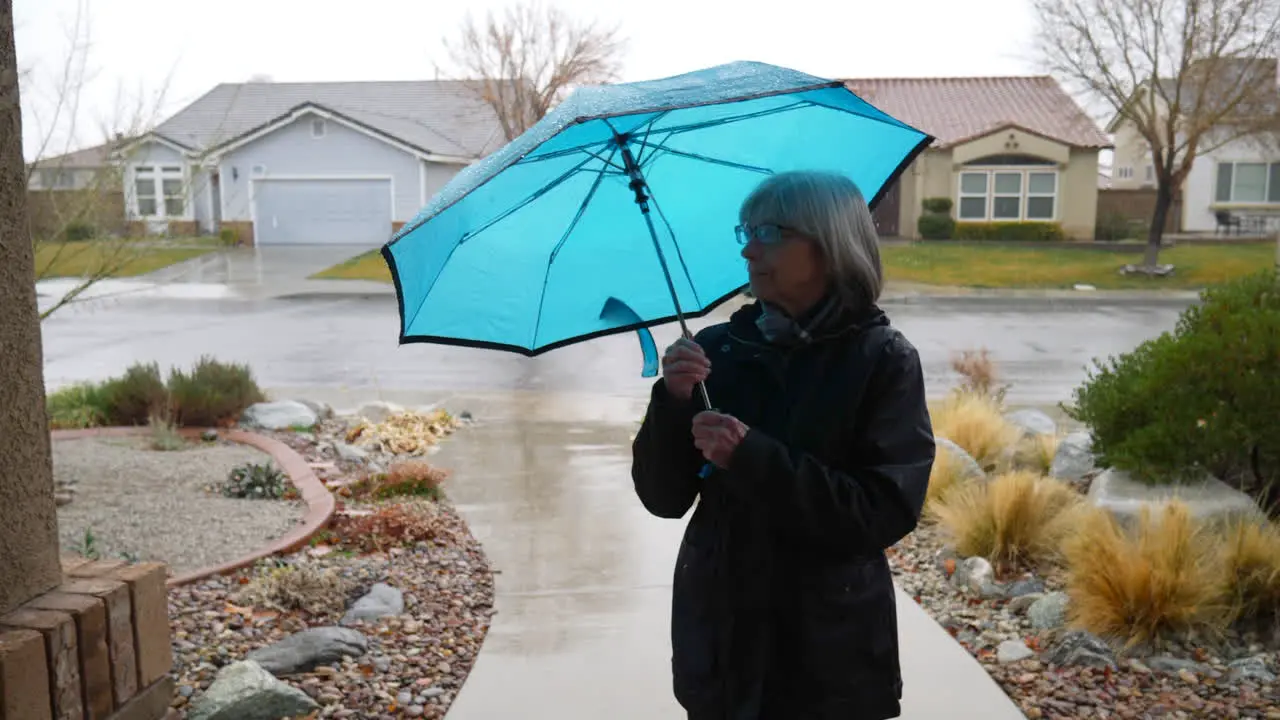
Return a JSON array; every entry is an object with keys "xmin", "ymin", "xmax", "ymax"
[{"xmin": 0, "ymin": 0, "xmax": 63, "ymax": 615}]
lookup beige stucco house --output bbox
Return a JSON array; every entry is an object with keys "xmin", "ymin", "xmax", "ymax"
[{"xmin": 842, "ymin": 77, "xmax": 1113, "ymax": 239}]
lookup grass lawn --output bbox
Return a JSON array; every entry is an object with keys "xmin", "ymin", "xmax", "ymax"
[
  {"xmin": 311, "ymin": 241, "xmax": 1277, "ymax": 291},
  {"xmin": 34, "ymin": 240, "xmax": 216, "ymax": 279},
  {"xmin": 312, "ymin": 250, "xmax": 392, "ymax": 281},
  {"xmin": 879, "ymin": 241, "xmax": 1275, "ymax": 290}
]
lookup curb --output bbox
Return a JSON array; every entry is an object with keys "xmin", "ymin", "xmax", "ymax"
[
  {"xmin": 50, "ymin": 426, "xmax": 335, "ymax": 588},
  {"xmin": 879, "ymin": 292, "xmax": 1201, "ymax": 309}
]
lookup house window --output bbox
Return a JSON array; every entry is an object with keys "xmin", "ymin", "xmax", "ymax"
[
  {"xmin": 134, "ymin": 165, "xmax": 185, "ymax": 218},
  {"xmin": 1215, "ymin": 161, "xmax": 1280, "ymax": 203},
  {"xmin": 958, "ymin": 173, "xmax": 988, "ymax": 220},
  {"xmin": 957, "ymin": 168, "xmax": 1059, "ymax": 222},
  {"xmin": 1027, "ymin": 172, "xmax": 1057, "ymax": 219},
  {"xmin": 1116, "ymin": 166, "xmax": 1134, "ymax": 179},
  {"xmin": 1144, "ymin": 165, "xmax": 1155, "ymax": 182},
  {"xmin": 311, "ymin": 118, "xmax": 326, "ymax": 138}
]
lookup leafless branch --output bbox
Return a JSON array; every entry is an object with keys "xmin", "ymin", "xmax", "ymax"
[
  {"xmin": 1033, "ymin": 0, "xmax": 1280, "ymax": 264},
  {"xmin": 438, "ymin": 1, "xmax": 626, "ymax": 141}
]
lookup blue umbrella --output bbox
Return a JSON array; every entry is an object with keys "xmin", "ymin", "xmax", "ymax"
[{"xmin": 383, "ymin": 60, "xmax": 932, "ymax": 386}]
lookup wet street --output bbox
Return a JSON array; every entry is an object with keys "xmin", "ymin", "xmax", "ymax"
[
  {"xmin": 41, "ymin": 292, "xmax": 1190, "ymax": 408},
  {"xmin": 40, "ymin": 291, "xmax": 1191, "ymax": 718}
]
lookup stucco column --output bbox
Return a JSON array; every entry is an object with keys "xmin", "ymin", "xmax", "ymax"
[{"xmin": 0, "ymin": 0, "xmax": 63, "ymax": 614}]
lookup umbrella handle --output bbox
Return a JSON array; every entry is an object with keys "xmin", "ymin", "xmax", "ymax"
[{"xmin": 694, "ymin": 379, "xmax": 716, "ymax": 479}]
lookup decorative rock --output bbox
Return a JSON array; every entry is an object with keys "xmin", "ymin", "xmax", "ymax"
[
  {"xmin": 1028, "ymin": 592, "xmax": 1070, "ymax": 630},
  {"xmin": 458, "ymin": 410, "xmax": 474, "ymax": 422},
  {"xmin": 406, "ymin": 706, "xmax": 425, "ymax": 717},
  {"xmin": 397, "ymin": 690, "xmax": 413, "ymax": 706},
  {"xmin": 1005, "ymin": 409, "xmax": 1057, "ymax": 437},
  {"xmin": 1049, "ymin": 431, "xmax": 1096, "ymax": 480},
  {"xmin": 298, "ymin": 399, "xmax": 336, "ymax": 421},
  {"xmin": 355, "ymin": 401, "xmax": 404, "ymax": 424},
  {"xmin": 1006, "ymin": 578, "xmax": 1046, "ymax": 597},
  {"xmin": 935, "ymin": 437, "xmax": 985, "ymax": 481},
  {"xmin": 244, "ymin": 627, "xmax": 369, "ymax": 676},
  {"xmin": 1043, "ymin": 630, "xmax": 1117, "ymax": 669},
  {"xmin": 1007, "ymin": 593, "xmax": 1044, "ymax": 615},
  {"xmin": 240, "ymin": 401, "xmax": 319, "ymax": 431},
  {"xmin": 1087, "ymin": 468, "xmax": 1263, "ymax": 529},
  {"xmin": 341, "ymin": 583, "xmax": 404, "ymax": 625},
  {"xmin": 953, "ymin": 557, "xmax": 994, "ymax": 594},
  {"xmin": 187, "ymin": 660, "xmax": 319, "ymax": 720},
  {"xmin": 54, "ymin": 491, "xmax": 74, "ymax": 506},
  {"xmin": 935, "ymin": 545, "xmax": 961, "ymax": 575},
  {"xmin": 1228, "ymin": 655, "xmax": 1276, "ymax": 684},
  {"xmin": 997, "ymin": 639, "xmax": 1035, "ymax": 664},
  {"xmin": 200, "ymin": 429, "xmax": 219, "ymax": 442},
  {"xmin": 335, "ymin": 443, "xmax": 369, "ymax": 463},
  {"xmin": 1147, "ymin": 655, "xmax": 1212, "ymax": 675}
]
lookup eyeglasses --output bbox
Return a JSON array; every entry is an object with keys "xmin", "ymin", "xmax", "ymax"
[{"xmin": 734, "ymin": 223, "xmax": 791, "ymax": 246}]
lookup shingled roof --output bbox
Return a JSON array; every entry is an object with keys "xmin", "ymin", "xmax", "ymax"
[
  {"xmin": 841, "ymin": 76, "xmax": 1112, "ymax": 149},
  {"xmin": 152, "ymin": 80, "xmax": 506, "ymax": 159}
]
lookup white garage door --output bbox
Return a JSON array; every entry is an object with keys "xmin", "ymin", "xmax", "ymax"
[{"xmin": 254, "ymin": 178, "xmax": 392, "ymax": 246}]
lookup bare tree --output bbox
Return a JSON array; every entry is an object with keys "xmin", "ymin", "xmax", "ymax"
[
  {"xmin": 0, "ymin": 0, "xmax": 64, "ymax": 610},
  {"xmin": 440, "ymin": 1, "xmax": 625, "ymax": 141},
  {"xmin": 1034, "ymin": 0, "xmax": 1280, "ymax": 268},
  {"xmin": 21, "ymin": 0, "xmax": 182, "ymax": 319}
]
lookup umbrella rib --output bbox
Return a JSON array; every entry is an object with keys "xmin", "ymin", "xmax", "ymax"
[
  {"xmin": 632, "ymin": 110, "xmax": 671, "ymax": 166},
  {"xmin": 634, "ymin": 143, "xmax": 774, "ymax": 175},
  {"xmin": 528, "ymin": 146, "xmax": 617, "ymax": 350},
  {"xmin": 644, "ymin": 186, "xmax": 705, "ymax": 310},
  {"xmin": 646, "ymin": 100, "xmax": 813, "ymax": 137},
  {"xmin": 403, "ymin": 155, "xmax": 598, "ymax": 332},
  {"xmin": 455, "ymin": 155, "xmax": 598, "ymax": 246}
]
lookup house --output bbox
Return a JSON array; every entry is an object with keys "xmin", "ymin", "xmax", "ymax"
[
  {"xmin": 840, "ymin": 76, "xmax": 1112, "ymax": 239},
  {"xmin": 27, "ymin": 142, "xmax": 118, "ymax": 191},
  {"xmin": 1106, "ymin": 58, "xmax": 1280, "ymax": 233},
  {"xmin": 110, "ymin": 80, "xmax": 504, "ymax": 245}
]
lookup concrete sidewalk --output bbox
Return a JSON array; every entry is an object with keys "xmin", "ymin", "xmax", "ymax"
[{"xmin": 432, "ymin": 391, "xmax": 1026, "ymax": 720}]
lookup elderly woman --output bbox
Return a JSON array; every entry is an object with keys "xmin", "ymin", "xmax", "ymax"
[{"xmin": 631, "ymin": 170, "xmax": 935, "ymax": 720}]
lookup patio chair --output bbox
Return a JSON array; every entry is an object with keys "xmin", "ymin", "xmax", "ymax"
[{"xmin": 1215, "ymin": 211, "xmax": 1243, "ymax": 236}]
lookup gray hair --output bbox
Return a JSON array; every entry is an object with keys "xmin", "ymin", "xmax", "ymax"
[{"xmin": 738, "ymin": 170, "xmax": 883, "ymax": 310}]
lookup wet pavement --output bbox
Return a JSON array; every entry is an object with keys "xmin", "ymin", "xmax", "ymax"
[{"xmin": 39, "ymin": 292, "xmax": 1194, "ymax": 719}]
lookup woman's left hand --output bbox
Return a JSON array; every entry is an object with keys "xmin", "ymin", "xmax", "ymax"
[{"xmin": 691, "ymin": 411, "xmax": 749, "ymax": 468}]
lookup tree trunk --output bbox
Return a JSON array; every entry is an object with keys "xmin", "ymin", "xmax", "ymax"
[
  {"xmin": 0, "ymin": 0, "xmax": 63, "ymax": 613},
  {"xmin": 1144, "ymin": 180, "xmax": 1175, "ymax": 268}
]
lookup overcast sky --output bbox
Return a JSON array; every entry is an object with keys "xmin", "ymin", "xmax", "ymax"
[{"xmin": 16, "ymin": 0, "xmax": 1044, "ymax": 159}]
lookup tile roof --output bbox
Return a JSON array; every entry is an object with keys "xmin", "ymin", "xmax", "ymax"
[
  {"xmin": 840, "ymin": 76, "xmax": 1112, "ymax": 149},
  {"xmin": 154, "ymin": 80, "xmax": 506, "ymax": 159},
  {"xmin": 32, "ymin": 141, "xmax": 115, "ymax": 168}
]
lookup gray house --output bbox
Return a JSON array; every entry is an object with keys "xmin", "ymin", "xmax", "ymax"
[{"xmin": 112, "ymin": 80, "xmax": 504, "ymax": 246}]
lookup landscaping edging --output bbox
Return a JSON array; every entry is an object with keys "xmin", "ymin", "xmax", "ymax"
[{"xmin": 50, "ymin": 426, "xmax": 335, "ymax": 588}]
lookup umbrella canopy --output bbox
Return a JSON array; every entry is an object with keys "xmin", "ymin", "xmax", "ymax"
[{"xmin": 383, "ymin": 60, "xmax": 932, "ymax": 358}]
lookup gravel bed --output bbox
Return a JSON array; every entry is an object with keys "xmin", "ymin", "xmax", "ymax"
[
  {"xmin": 889, "ymin": 523, "xmax": 1280, "ymax": 719},
  {"xmin": 166, "ymin": 503, "xmax": 495, "ymax": 719},
  {"xmin": 53, "ymin": 436, "xmax": 306, "ymax": 576}
]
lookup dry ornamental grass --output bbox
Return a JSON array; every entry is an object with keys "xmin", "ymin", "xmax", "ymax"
[{"xmin": 931, "ymin": 470, "xmax": 1082, "ymax": 573}]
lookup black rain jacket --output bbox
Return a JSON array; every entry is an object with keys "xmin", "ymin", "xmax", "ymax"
[{"xmin": 631, "ymin": 299, "xmax": 934, "ymax": 720}]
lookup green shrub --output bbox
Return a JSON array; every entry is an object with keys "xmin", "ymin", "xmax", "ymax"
[
  {"xmin": 921, "ymin": 197, "xmax": 953, "ymax": 214},
  {"xmin": 100, "ymin": 362, "xmax": 168, "ymax": 426},
  {"xmin": 917, "ymin": 213, "xmax": 955, "ymax": 240},
  {"xmin": 219, "ymin": 228, "xmax": 239, "ymax": 246},
  {"xmin": 221, "ymin": 461, "xmax": 289, "ymax": 499},
  {"xmin": 168, "ymin": 356, "xmax": 266, "ymax": 427},
  {"xmin": 62, "ymin": 222, "xmax": 96, "ymax": 242},
  {"xmin": 147, "ymin": 415, "xmax": 186, "ymax": 451},
  {"xmin": 47, "ymin": 382, "xmax": 112, "ymax": 429},
  {"xmin": 1067, "ymin": 270, "xmax": 1280, "ymax": 514},
  {"xmin": 953, "ymin": 221, "xmax": 1066, "ymax": 242}
]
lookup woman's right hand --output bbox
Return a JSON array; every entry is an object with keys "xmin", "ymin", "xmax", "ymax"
[{"xmin": 661, "ymin": 337, "xmax": 710, "ymax": 402}]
